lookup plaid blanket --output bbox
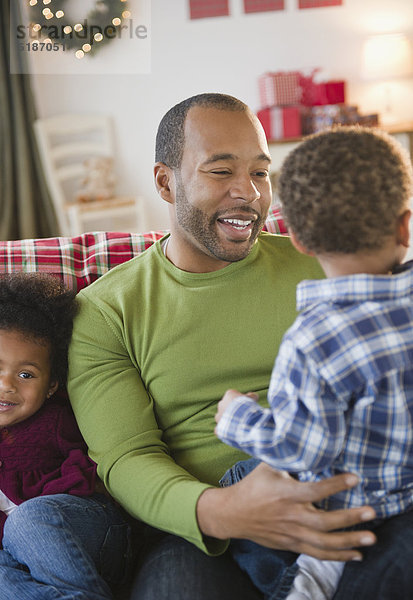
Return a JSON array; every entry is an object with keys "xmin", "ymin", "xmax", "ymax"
[{"xmin": 0, "ymin": 207, "xmax": 287, "ymax": 291}]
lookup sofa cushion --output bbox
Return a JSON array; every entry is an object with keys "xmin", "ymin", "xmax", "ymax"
[{"xmin": 0, "ymin": 207, "xmax": 286, "ymax": 291}]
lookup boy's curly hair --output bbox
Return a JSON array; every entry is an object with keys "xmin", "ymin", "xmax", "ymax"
[
  {"xmin": 278, "ymin": 126, "xmax": 413, "ymax": 254},
  {"xmin": 0, "ymin": 273, "xmax": 77, "ymax": 385}
]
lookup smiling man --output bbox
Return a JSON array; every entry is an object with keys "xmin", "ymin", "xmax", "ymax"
[
  {"xmin": 68, "ymin": 94, "xmax": 379, "ymax": 600},
  {"xmin": 154, "ymin": 103, "xmax": 271, "ymax": 271}
]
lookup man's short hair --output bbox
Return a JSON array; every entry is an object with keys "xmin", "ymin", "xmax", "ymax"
[
  {"xmin": 278, "ymin": 126, "xmax": 413, "ymax": 254},
  {"xmin": 155, "ymin": 93, "xmax": 249, "ymax": 169}
]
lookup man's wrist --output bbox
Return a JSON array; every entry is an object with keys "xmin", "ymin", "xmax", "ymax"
[{"xmin": 196, "ymin": 486, "xmax": 233, "ymax": 540}]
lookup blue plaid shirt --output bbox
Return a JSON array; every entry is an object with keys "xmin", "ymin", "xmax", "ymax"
[{"xmin": 216, "ymin": 263, "xmax": 413, "ymax": 517}]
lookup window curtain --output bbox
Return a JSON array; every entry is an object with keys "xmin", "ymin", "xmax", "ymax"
[{"xmin": 0, "ymin": 1, "xmax": 58, "ymax": 240}]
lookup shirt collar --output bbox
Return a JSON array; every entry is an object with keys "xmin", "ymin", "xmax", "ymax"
[{"xmin": 297, "ymin": 261, "xmax": 413, "ymax": 311}]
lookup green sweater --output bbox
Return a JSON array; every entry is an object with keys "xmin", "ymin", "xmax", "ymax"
[{"xmin": 68, "ymin": 232, "xmax": 322, "ymax": 554}]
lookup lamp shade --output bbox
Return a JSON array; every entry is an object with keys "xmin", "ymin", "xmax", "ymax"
[{"xmin": 361, "ymin": 33, "xmax": 413, "ymax": 81}]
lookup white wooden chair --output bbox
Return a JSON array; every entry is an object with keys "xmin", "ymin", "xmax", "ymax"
[{"xmin": 34, "ymin": 114, "xmax": 145, "ymax": 236}]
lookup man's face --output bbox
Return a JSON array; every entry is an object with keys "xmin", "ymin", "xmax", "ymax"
[{"xmin": 170, "ymin": 107, "xmax": 272, "ymax": 271}]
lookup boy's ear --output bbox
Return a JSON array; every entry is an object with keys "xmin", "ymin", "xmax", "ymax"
[
  {"xmin": 397, "ymin": 208, "xmax": 411, "ymax": 248},
  {"xmin": 289, "ymin": 230, "xmax": 315, "ymax": 256},
  {"xmin": 154, "ymin": 163, "xmax": 175, "ymax": 205},
  {"xmin": 47, "ymin": 381, "xmax": 59, "ymax": 399}
]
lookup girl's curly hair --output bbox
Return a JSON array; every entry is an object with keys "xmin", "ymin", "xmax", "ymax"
[{"xmin": 0, "ymin": 273, "xmax": 77, "ymax": 385}]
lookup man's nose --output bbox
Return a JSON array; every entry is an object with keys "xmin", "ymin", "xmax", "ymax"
[{"xmin": 230, "ymin": 175, "xmax": 260, "ymax": 204}]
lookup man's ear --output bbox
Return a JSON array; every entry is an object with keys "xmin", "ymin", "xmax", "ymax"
[
  {"xmin": 396, "ymin": 208, "xmax": 411, "ymax": 248},
  {"xmin": 289, "ymin": 230, "xmax": 315, "ymax": 256},
  {"xmin": 154, "ymin": 162, "xmax": 175, "ymax": 205}
]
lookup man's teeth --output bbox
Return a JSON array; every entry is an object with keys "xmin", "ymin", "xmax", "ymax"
[
  {"xmin": 222, "ymin": 218, "xmax": 252, "ymax": 228},
  {"xmin": 0, "ymin": 401, "xmax": 15, "ymax": 406}
]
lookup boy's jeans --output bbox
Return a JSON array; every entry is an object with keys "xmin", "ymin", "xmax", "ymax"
[
  {"xmin": 221, "ymin": 458, "xmax": 413, "ymax": 600},
  {"xmin": 220, "ymin": 458, "xmax": 299, "ymax": 600},
  {"xmin": 0, "ymin": 493, "xmax": 132, "ymax": 600}
]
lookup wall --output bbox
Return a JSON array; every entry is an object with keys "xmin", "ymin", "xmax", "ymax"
[{"xmin": 30, "ymin": 0, "xmax": 413, "ymax": 230}]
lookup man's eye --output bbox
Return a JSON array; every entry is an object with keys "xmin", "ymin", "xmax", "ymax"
[
  {"xmin": 211, "ymin": 170, "xmax": 230, "ymax": 175},
  {"xmin": 254, "ymin": 171, "xmax": 269, "ymax": 177}
]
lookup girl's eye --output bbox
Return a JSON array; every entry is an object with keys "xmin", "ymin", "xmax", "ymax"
[{"xmin": 19, "ymin": 372, "xmax": 33, "ymax": 379}]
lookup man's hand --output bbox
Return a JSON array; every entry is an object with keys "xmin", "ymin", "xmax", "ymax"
[
  {"xmin": 197, "ymin": 463, "xmax": 376, "ymax": 562},
  {"xmin": 215, "ymin": 389, "xmax": 259, "ymax": 424}
]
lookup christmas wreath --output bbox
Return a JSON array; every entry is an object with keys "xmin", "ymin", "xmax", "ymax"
[{"xmin": 28, "ymin": 0, "xmax": 130, "ymax": 58}]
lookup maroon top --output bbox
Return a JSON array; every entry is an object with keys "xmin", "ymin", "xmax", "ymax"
[{"xmin": 0, "ymin": 400, "xmax": 96, "ymax": 542}]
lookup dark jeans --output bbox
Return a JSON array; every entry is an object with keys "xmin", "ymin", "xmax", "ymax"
[
  {"xmin": 129, "ymin": 525, "xmax": 263, "ymax": 600},
  {"xmin": 125, "ymin": 513, "xmax": 413, "ymax": 600},
  {"xmin": 220, "ymin": 458, "xmax": 298, "ymax": 600},
  {"xmin": 333, "ymin": 508, "xmax": 413, "ymax": 600},
  {"xmin": 222, "ymin": 458, "xmax": 413, "ymax": 600},
  {"xmin": 125, "ymin": 508, "xmax": 413, "ymax": 600}
]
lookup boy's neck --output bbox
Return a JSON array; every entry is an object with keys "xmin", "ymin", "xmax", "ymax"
[{"xmin": 317, "ymin": 243, "xmax": 406, "ymax": 279}]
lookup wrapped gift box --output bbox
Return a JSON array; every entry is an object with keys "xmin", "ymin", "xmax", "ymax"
[
  {"xmin": 299, "ymin": 74, "xmax": 346, "ymax": 106},
  {"xmin": 357, "ymin": 114, "xmax": 380, "ymax": 127},
  {"xmin": 300, "ymin": 73, "xmax": 326, "ymax": 106},
  {"xmin": 325, "ymin": 80, "xmax": 346, "ymax": 104},
  {"xmin": 311, "ymin": 104, "xmax": 353, "ymax": 131},
  {"xmin": 257, "ymin": 106, "xmax": 302, "ymax": 140},
  {"xmin": 259, "ymin": 71, "xmax": 346, "ymax": 108},
  {"xmin": 302, "ymin": 104, "xmax": 377, "ymax": 134},
  {"xmin": 258, "ymin": 72, "xmax": 302, "ymax": 107}
]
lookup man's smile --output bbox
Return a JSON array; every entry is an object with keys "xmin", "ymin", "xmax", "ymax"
[
  {"xmin": 215, "ymin": 210, "xmax": 260, "ymax": 241},
  {"xmin": 219, "ymin": 218, "xmax": 254, "ymax": 229}
]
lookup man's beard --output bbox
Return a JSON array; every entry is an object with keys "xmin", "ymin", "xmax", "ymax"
[{"xmin": 175, "ymin": 178, "xmax": 266, "ymax": 263}]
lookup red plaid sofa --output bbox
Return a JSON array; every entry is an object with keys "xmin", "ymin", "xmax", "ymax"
[
  {"xmin": 0, "ymin": 206, "xmax": 286, "ymax": 597},
  {"xmin": 0, "ymin": 207, "xmax": 287, "ymax": 288}
]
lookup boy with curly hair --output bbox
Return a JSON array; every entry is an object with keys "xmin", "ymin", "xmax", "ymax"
[
  {"xmin": 0, "ymin": 273, "xmax": 130, "ymax": 600},
  {"xmin": 215, "ymin": 127, "xmax": 413, "ymax": 600}
]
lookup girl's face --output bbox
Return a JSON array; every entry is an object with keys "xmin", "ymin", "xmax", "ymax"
[{"xmin": 0, "ymin": 330, "xmax": 58, "ymax": 428}]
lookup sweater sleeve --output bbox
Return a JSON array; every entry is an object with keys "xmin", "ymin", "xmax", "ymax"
[
  {"xmin": 41, "ymin": 405, "xmax": 97, "ymax": 497},
  {"xmin": 68, "ymin": 292, "xmax": 221, "ymax": 555}
]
